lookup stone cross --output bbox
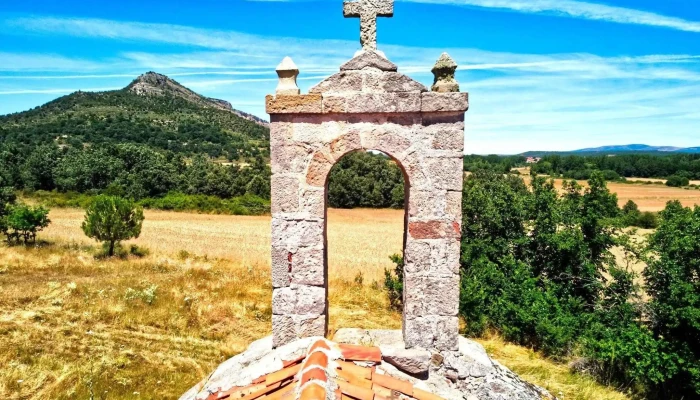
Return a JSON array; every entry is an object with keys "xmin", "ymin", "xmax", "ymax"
[{"xmin": 343, "ymin": 0, "xmax": 394, "ymax": 51}]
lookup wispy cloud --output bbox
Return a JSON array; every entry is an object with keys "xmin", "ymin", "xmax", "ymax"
[{"xmin": 405, "ymin": 0, "xmax": 700, "ymax": 33}]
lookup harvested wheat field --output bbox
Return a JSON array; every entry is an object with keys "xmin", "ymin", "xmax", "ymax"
[
  {"xmin": 521, "ymin": 176, "xmax": 700, "ymax": 211},
  {"xmin": 39, "ymin": 208, "xmax": 405, "ymax": 282},
  {"xmin": 0, "ymin": 208, "xmax": 631, "ymax": 400}
]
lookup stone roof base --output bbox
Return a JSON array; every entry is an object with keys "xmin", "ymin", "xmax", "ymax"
[{"xmin": 179, "ymin": 329, "xmax": 555, "ymax": 400}]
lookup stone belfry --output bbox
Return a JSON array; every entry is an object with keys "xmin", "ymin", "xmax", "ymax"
[{"xmin": 267, "ymin": 0, "xmax": 468, "ymax": 350}]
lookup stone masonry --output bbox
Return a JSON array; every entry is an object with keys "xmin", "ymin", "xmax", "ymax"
[{"xmin": 268, "ymin": 0, "xmax": 469, "ymax": 352}]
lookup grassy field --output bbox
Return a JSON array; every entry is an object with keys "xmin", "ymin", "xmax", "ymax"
[
  {"xmin": 519, "ymin": 176, "xmax": 700, "ymax": 211},
  {"xmin": 0, "ymin": 208, "xmax": 633, "ymax": 399}
]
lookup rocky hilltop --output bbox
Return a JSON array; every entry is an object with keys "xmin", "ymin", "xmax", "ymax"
[{"xmin": 127, "ymin": 71, "xmax": 269, "ymax": 127}]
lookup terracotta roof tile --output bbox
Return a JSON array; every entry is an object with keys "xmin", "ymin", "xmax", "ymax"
[
  {"xmin": 338, "ymin": 343, "xmax": 382, "ymax": 362},
  {"xmin": 266, "ymin": 364, "xmax": 302, "ymax": 386},
  {"xmin": 300, "ymin": 367, "xmax": 327, "ymax": 385},
  {"xmin": 299, "ymin": 382, "xmax": 325, "ymax": 400},
  {"xmin": 335, "ymin": 379, "xmax": 375, "ymax": 400},
  {"xmin": 206, "ymin": 339, "xmax": 446, "ymax": 400}
]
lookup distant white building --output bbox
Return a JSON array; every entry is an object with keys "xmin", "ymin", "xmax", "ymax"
[{"xmin": 526, "ymin": 157, "xmax": 542, "ymax": 164}]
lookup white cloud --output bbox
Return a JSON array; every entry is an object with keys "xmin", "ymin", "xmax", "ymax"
[{"xmin": 404, "ymin": 0, "xmax": 700, "ymax": 33}]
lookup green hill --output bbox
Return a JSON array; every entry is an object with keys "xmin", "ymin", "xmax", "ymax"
[{"xmin": 0, "ymin": 72, "xmax": 270, "ymax": 161}]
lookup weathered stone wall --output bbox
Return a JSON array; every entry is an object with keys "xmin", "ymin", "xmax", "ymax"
[{"xmin": 268, "ymin": 51, "xmax": 467, "ymax": 351}]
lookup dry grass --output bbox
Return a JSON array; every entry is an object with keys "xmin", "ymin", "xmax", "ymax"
[
  {"xmin": 520, "ymin": 176, "xmax": 700, "ymax": 211},
  {"xmin": 0, "ymin": 242, "xmax": 400, "ymax": 399},
  {"xmin": 478, "ymin": 334, "xmax": 631, "ymax": 400},
  {"xmin": 1, "ymin": 208, "xmax": 629, "ymax": 399},
  {"xmin": 39, "ymin": 208, "xmax": 405, "ymax": 283}
]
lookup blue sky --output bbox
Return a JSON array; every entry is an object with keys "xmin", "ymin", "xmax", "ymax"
[{"xmin": 1, "ymin": 0, "xmax": 699, "ymax": 154}]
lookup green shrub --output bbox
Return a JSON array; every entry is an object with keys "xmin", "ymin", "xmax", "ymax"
[
  {"xmin": 82, "ymin": 195, "xmax": 145, "ymax": 257},
  {"xmin": 666, "ymin": 175, "xmax": 689, "ymax": 187},
  {"xmin": 3, "ymin": 204, "xmax": 51, "ymax": 244},
  {"xmin": 384, "ymin": 254, "xmax": 404, "ymax": 311},
  {"xmin": 139, "ymin": 192, "xmax": 270, "ymax": 215},
  {"xmin": 636, "ymin": 211, "xmax": 659, "ymax": 229}
]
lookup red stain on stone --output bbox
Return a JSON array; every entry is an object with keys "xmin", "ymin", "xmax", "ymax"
[
  {"xmin": 452, "ymin": 222, "xmax": 461, "ymax": 235},
  {"xmin": 408, "ymin": 221, "xmax": 444, "ymax": 239}
]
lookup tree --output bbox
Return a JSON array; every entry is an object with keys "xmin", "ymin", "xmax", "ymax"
[
  {"xmin": 621, "ymin": 200, "xmax": 641, "ymax": 226},
  {"xmin": 666, "ymin": 175, "xmax": 689, "ymax": 187},
  {"xmin": 0, "ymin": 179, "xmax": 17, "ymax": 235},
  {"xmin": 82, "ymin": 195, "xmax": 145, "ymax": 257},
  {"xmin": 20, "ymin": 144, "xmax": 60, "ymax": 191},
  {"xmin": 4, "ymin": 204, "xmax": 51, "ymax": 244},
  {"xmin": 642, "ymin": 201, "xmax": 700, "ymax": 397}
]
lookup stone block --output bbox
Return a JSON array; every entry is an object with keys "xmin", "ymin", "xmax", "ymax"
[
  {"xmin": 436, "ymin": 316, "xmax": 459, "ymax": 351},
  {"xmin": 329, "ymin": 131, "xmax": 362, "ymax": 159},
  {"xmin": 272, "ymin": 287, "xmax": 297, "ymax": 315},
  {"xmin": 381, "ymin": 348, "xmax": 431, "ymax": 375},
  {"xmin": 272, "ymin": 315, "xmax": 297, "ymax": 348},
  {"xmin": 271, "ymin": 143, "xmax": 313, "ymax": 175},
  {"xmin": 445, "ymin": 190, "xmax": 462, "ymax": 220},
  {"xmin": 421, "ymin": 92, "xmax": 469, "ymax": 112},
  {"xmin": 361, "ymin": 128, "xmax": 411, "ymax": 157},
  {"xmin": 431, "ymin": 239, "xmax": 461, "ymax": 275},
  {"xmin": 300, "ymin": 187, "xmax": 325, "ymax": 219},
  {"xmin": 306, "ymin": 151, "xmax": 335, "ymax": 187},
  {"xmin": 271, "ymin": 218, "xmax": 324, "ymax": 251},
  {"xmin": 403, "ymin": 239, "xmax": 431, "ymax": 274},
  {"xmin": 270, "ymin": 121, "xmax": 294, "ymax": 146},
  {"xmin": 309, "ymin": 71, "xmax": 363, "ymax": 94},
  {"xmin": 404, "ymin": 274, "xmax": 459, "ymax": 316},
  {"xmin": 294, "ymin": 285, "xmax": 326, "ymax": 314},
  {"xmin": 345, "ymin": 93, "xmax": 392, "ymax": 113},
  {"xmin": 340, "ymin": 50, "xmax": 398, "ymax": 72},
  {"xmin": 409, "ymin": 190, "xmax": 447, "ymax": 219},
  {"xmin": 266, "ymin": 94, "xmax": 323, "ymax": 114},
  {"xmin": 427, "ymin": 157, "xmax": 463, "ymax": 191},
  {"xmin": 408, "ymin": 220, "xmax": 460, "ymax": 240},
  {"xmin": 271, "ymin": 246, "xmax": 292, "ymax": 288},
  {"xmin": 271, "ymin": 175, "xmax": 300, "ymax": 214},
  {"xmin": 342, "ymin": 92, "xmax": 421, "ymax": 113},
  {"xmin": 272, "ymin": 286, "xmax": 325, "ymax": 315},
  {"xmin": 294, "ymin": 314, "xmax": 327, "ymax": 338},
  {"xmin": 322, "ymin": 95, "xmax": 347, "ymax": 113},
  {"xmin": 291, "ymin": 247, "xmax": 325, "ymax": 286},
  {"xmin": 421, "ymin": 112, "xmax": 465, "ymax": 126},
  {"xmin": 364, "ymin": 72, "xmax": 428, "ymax": 93},
  {"xmin": 427, "ymin": 124, "xmax": 465, "ymax": 152},
  {"xmin": 394, "ymin": 92, "xmax": 422, "ymax": 113},
  {"xmin": 404, "ymin": 316, "xmax": 459, "ymax": 351}
]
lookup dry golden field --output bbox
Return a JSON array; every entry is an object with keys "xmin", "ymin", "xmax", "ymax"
[
  {"xmin": 38, "ymin": 208, "xmax": 405, "ymax": 282},
  {"xmin": 0, "ymin": 208, "xmax": 632, "ymax": 400},
  {"xmin": 520, "ymin": 176, "xmax": 700, "ymax": 211}
]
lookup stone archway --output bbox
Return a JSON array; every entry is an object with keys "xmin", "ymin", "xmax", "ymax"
[{"xmin": 268, "ymin": 50, "xmax": 468, "ymax": 351}]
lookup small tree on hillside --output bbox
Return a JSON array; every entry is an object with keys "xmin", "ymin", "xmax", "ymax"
[
  {"xmin": 82, "ymin": 195, "xmax": 145, "ymax": 257},
  {"xmin": 4, "ymin": 204, "xmax": 51, "ymax": 244},
  {"xmin": 0, "ymin": 184, "xmax": 17, "ymax": 237}
]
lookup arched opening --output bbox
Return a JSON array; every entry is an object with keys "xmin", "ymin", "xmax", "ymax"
[{"xmin": 324, "ymin": 150, "xmax": 409, "ymax": 335}]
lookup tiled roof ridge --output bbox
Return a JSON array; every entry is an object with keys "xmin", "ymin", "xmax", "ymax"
[{"xmin": 205, "ymin": 339, "xmax": 446, "ymax": 400}]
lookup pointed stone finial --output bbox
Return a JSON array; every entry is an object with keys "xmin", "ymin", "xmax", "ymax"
[
  {"xmin": 431, "ymin": 53, "xmax": 460, "ymax": 93},
  {"xmin": 276, "ymin": 57, "xmax": 300, "ymax": 96}
]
